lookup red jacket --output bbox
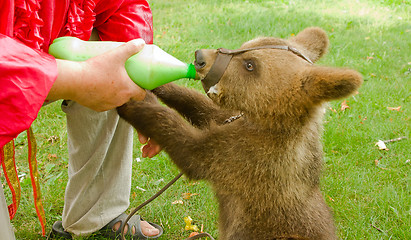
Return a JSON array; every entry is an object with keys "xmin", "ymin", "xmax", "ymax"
[{"xmin": 0, "ymin": 0, "xmax": 153, "ymax": 147}]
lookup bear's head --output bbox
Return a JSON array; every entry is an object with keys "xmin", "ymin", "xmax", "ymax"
[{"xmin": 194, "ymin": 27, "xmax": 362, "ymax": 123}]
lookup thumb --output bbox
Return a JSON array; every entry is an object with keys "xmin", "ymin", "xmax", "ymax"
[{"xmin": 116, "ymin": 38, "xmax": 146, "ymax": 62}]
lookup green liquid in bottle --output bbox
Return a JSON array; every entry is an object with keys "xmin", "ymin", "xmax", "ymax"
[{"xmin": 49, "ymin": 37, "xmax": 196, "ymax": 90}]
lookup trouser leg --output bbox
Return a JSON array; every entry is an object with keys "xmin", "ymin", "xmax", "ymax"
[
  {"xmin": 0, "ymin": 178, "xmax": 16, "ymax": 240},
  {"xmin": 61, "ymin": 101, "xmax": 133, "ymax": 236}
]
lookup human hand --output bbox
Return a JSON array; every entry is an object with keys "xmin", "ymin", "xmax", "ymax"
[
  {"xmin": 138, "ymin": 131, "xmax": 161, "ymax": 158},
  {"xmin": 47, "ymin": 39, "xmax": 146, "ymax": 111}
]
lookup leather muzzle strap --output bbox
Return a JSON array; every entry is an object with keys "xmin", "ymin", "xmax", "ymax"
[
  {"xmin": 201, "ymin": 45, "xmax": 313, "ymax": 93},
  {"xmin": 201, "ymin": 51, "xmax": 233, "ymax": 93}
]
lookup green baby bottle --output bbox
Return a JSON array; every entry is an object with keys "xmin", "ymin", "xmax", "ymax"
[{"xmin": 48, "ymin": 37, "xmax": 197, "ymax": 90}]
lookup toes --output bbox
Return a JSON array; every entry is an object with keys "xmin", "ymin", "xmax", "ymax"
[{"xmin": 140, "ymin": 220, "xmax": 160, "ymax": 237}]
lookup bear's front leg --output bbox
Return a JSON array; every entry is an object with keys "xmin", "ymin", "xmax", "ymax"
[
  {"xmin": 117, "ymin": 98, "xmax": 214, "ymax": 180},
  {"xmin": 152, "ymin": 83, "xmax": 237, "ymax": 128}
]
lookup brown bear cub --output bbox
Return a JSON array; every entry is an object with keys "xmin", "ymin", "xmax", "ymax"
[{"xmin": 118, "ymin": 27, "xmax": 362, "ymax": 240}]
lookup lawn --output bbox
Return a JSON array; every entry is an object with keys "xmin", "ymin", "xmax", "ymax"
[{"xmin": 2, "ymin": 0, "xmax": 410, "ymax": 239}]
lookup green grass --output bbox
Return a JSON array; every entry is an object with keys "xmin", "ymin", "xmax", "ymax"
[{"xmin": 2, "ymin": 0, "xmax": 410, "ymax": 239}]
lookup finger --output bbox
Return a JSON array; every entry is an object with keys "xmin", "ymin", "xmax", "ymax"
[
  {"xmin": 117, "ymin": 39, "xmax": 146, "ymax": 62},
  {"xmin": 138, "ymin": 132, "xmax": 149, "ymax": 144},
  {"xmin": 141, "ymin": 144, "xmax": 151, "ymax": 158},
  {"xmin": 141, "ymin": 142, "xmax": 160, "ymax": 158},
  {"xmin": 141, "ymin": 145, "xmax": 147, "ymax": 158},
  {"xmin": 147, "ymin": 145, "xmax": 161, "ymax": 158},
  {"xmin": 130, "ymin": 88, "xmax": 147, "ymax": 101},
  {"xmin": 146, "ymin": 139, "xmax": 161, "ymax": 158}
]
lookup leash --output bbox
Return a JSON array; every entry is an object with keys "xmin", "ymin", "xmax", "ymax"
[
  {"xmin": 121, "ymin": 172, "xmax": 183, "ymax": 239},
  {"xmin": 185, "ymin": 232, "xmax": 215, "ymax": 240}
]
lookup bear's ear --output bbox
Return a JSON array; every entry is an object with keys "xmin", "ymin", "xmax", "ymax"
[
  {"xmin": 302, "ymin": 66, "xmax": 363, "ymax": 103},
  {"xmin": 289, "ymin": 27, "xmax": 329, "ymax": 63}
]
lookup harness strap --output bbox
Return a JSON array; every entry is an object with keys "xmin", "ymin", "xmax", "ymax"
[
  {"xmin": 201, "ymin": 52, "xmax": 233, "ymax": 93},
  {"xmin": 218, "ymin": 45, "xmax": 313, "ymax": 64},
  {"xmin": 201, "ymin": 45, "xmax": 313, "ymax": 93}
]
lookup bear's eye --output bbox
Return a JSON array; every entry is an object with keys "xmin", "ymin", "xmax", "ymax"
[{"xmin": 244, "ymin": 61, "xmax": 255, "ymax": 72}]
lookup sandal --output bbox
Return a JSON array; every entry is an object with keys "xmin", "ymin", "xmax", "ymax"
[
  {"xmin": 99, "ymin": 212, "xmax": 163, "ymax": 239},
  {"xmin": 48, "ymin": 213, "xmax": 163, "ymax": 240},
  {"xmin": 48, "ymin": 221, "xmax": 72, "ymax": 239}
]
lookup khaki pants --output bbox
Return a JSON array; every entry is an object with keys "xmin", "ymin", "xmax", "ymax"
[
  {"xmin": 61, "ymin": 100, "xmax": 134, "ymax": 236},
  {"xmin": 0, "ymin": 177, "xmax": 16, "ymax": 240}
]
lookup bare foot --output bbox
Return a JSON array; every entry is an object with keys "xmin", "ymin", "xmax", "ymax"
[
  {"xmin": 140, "ymin": 220, "xmax": 160, "ymax": 236},
  {"xmin": 112, "ymin": 220, "xmax": 160, "ymax": 237}
]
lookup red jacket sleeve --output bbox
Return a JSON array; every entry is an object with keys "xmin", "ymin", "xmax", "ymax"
[
  {"xmin": 94, "ymin": 0, "xmax": 153, "ymax": 43},
  {"xmin": 0, "ymin": 34, "xmax": 58, "ymax": 147}
]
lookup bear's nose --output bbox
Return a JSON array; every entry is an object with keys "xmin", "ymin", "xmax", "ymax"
[{"xmin": 195, "ymin": 50, "xmax": 206, "ymax": 69}]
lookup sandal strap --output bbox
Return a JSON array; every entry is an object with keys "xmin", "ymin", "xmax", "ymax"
[
  {"xmin": 121, "ymin": 214, "xmax": 147, "ymax": 239},
  {"xmin": 103, "ymin": 212, "xmax": 163, "ymax": 239}
]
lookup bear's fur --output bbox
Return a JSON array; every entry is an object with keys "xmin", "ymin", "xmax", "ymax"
[{"xmin": 117, "ymin": 27, "xmax": 363, "ymax": 240}]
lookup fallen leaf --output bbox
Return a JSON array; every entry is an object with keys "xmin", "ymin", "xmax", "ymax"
[
  {"xmin": 374, "ymin": 159, "xmax": 379, "ymax": 166},
  {"xmin": 375, "ymin": 140, "xmax": 389, "ymax": 150},
  {"xmin": 47, "ymin": 154, "xmax": 57, "ymax": 161},
  {"xmin": 189, "ymin": 232, "xmax": 199, "ymax": 237},
  {"xmin": 387, "ymin": 106, "xmax": 401, "ymax": 111},
  {"xmin": 340, "ymin": 100, "xmax": 350, "ymax": 111},
  {"xmin": 182, "ymin": 192, "xmax": 199, "ymax": 200},
  {"xmin": 184, "ymin": 216, "xmax": 199, "ymax": 231},
  {"xmin": 47, "ymin": 135, "xmax": 59, "ymax": 143},
  {"xmin": 171, "ymin": 200, "xmax": 184, "ymax": 205},
  {"xmin": 329, "ymin": 107, "xmax": 337, "ymax": 113}
]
